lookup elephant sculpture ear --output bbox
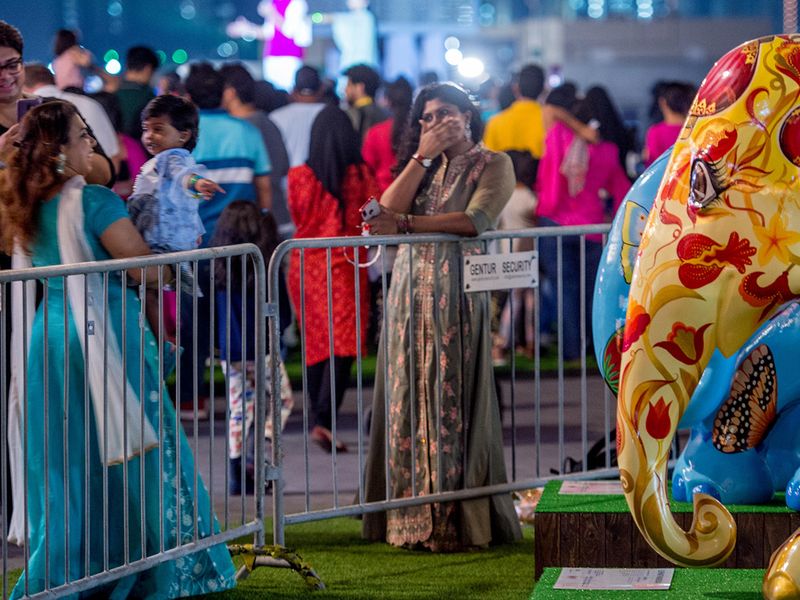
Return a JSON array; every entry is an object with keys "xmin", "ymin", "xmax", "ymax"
[
  {"xmin": 780, "ymin": 107, "xmax": 800, "ymax": 166},
  {"xmin": 712, "ymin": 344, "xmax": 777, "ymax": 453},
  {"xmin": 690, "ymin": 40, "xmax": 758, "ymax": 116}
]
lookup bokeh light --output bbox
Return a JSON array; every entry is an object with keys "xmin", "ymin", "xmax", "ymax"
[
  {"xmin": 105, "ymin": 59, "xmax": 122, "ymax": 75},
  {"xmin": 172, "ymin": 49, "xmax": 188, "ymax": 64},
  {"xmin": 457, "ymin": 57, "xmax": 484, "ymax": 78},
  {"xmin": 445, "ymin": 48, "xmax": 463, "ymax": 66}
]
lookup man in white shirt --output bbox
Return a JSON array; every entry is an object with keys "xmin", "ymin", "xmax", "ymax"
[
  {"xmin": 269, "ymin": 64, "xmax": 327, "ymax": 167},
  {"xmin": 23, "ymin": 62, "xmax": 120, "ymax": 161}
]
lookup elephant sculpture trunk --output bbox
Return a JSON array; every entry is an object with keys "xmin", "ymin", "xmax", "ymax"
[{"xmin": 618, "ymin": 292, "xmax": 737, "ymax": 566}]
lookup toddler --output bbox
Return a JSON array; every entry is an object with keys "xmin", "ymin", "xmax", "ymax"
[
  {"xmin": 209, "ymin": 201, "xmax": 294, "ymax": 495},
  {"xmin": 128, "ymin": 95, "xmax": 222, "ymax": 335}
]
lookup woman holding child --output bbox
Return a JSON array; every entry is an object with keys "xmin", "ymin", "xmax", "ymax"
[{"xmin": 0, "ymin": 100, "xmax": 235, "ymax": 597}]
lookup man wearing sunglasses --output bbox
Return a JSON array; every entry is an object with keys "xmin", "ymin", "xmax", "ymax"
[
  {"xmin": 0, "ymin": 20, "xmax": 113, "ymax": 185},
  {"xmin": 0, "ymin": 20, "xmax": 24, "ymax": 138}
]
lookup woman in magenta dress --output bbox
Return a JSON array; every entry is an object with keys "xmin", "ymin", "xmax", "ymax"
[
  {"xmin": 536, "ymin": 90, "xmax": 632, "ymax": 360},
  {"xmin": 642, "ymin": 81, "xmax": 694, "ymax": 166}
]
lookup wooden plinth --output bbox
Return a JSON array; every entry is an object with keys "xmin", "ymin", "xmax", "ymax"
[{"xmin": 534, "ymin": 481, "xmax": 800, "ymax": 580}]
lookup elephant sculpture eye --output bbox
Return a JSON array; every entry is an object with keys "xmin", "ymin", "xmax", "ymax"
[{"xmin": 688, "ymin": 159, "xmax": 724, "ymax": 209}]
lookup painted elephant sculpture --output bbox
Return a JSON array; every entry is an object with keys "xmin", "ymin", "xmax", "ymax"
[
  {"xmin": 612, "ymin": 35, "xmax": 800, "ymax": 599},
  {"xmin": 594, "ymin": 151, "xmax": 800, "ymax": 508}
]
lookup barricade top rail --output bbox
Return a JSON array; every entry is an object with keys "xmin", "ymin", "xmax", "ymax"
[
  {"xmin": 269, "ymin": 224, "xmax": 612, "ymax": 273},
  {"xmin": 0, "ymin": 243, "xmax": 264, "ymax": 284}
]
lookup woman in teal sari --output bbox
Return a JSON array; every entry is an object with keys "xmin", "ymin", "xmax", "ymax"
[{"xmin": 0, "ymin": 100, "xmax": 235, "ymax": 597}]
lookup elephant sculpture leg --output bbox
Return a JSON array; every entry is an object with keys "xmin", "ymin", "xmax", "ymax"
[{"xmin": 614, "ymin": 35, "xmax": 800, "ymax": 599}]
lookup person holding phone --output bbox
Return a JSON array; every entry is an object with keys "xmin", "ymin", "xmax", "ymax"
[{"xmin": 361, "ymin": 83, "xmax": 521, "ymax": 551}]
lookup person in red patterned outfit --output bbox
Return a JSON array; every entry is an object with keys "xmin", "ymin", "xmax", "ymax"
[{"xmin": 287, "ymin": 103, "xmax": 378, "ymax": 452}]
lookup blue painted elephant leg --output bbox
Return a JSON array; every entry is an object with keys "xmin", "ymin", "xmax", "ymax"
[
  {"xmin": 787, "ymin": 471, "xmax": 800, "ymax": 512},
  {"xmin": 764, "ymin": 401, "xmax": 800, "ymax": 510}
]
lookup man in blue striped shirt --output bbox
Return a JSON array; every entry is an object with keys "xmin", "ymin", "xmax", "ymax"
[
  {"xmin": 179, "ymin": 63, "xmax": 272, "ymax": 419},
  {"xmin": 185, "ymin": 62, "xmax": 272, "ymax": 246}
]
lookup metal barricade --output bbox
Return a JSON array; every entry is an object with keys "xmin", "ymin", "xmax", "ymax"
[
  {"xmin": 0, "ymin": 244, "xmax": 283, "ymax": 599},
  {"xmin": 267, "ymin": 224, "xmax": 621, "ymax": 548}
]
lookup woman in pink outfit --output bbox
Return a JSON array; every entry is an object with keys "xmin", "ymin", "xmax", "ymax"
[
  {"xmin": 536, "ymin": 88, "xmax": 631, "ymax": 360},
  {"xmin": 52, "ymin": 29, "xmax": 91, "ymax": 91},
  {"xmin": 642, "ymin": 81, "xmax": 694, "ymax": 166}
]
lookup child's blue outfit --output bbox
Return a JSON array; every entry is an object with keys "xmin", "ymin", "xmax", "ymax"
[
  {"xmin": 128, "ymin": 148, "xmax": 205, "ymax": 254},
  {"xmin": 128, "ymin": 148, "xmax": 206, "ymax": 291}
]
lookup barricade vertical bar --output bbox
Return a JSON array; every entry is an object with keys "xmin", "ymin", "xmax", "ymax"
[
  {"xmin": 556, "ymin": 236, "xmax": 565, "ymax": 474},
  {"xmin": 240, "ymin": 255, "xmax": 247, "ymax": 524},
  {"xmin": 580, "ymin": 236, "xmax": 588, "ymax": 471},
  {"xmin": 224, "ymin": 258, "xmax": 231, "ymax": 529},
  {"xmin": 268, "ymin": 249, "xmax": 285, "ymax": 547},
  {"xmin": 508, "ymin": 237, "xmax": 518, "ymax": 481},
  {"xmin": 157, "ymin": 269, "xmax": 165, "ymax": 554},
  {"xmin": 533, "ymin": 236, "xmax": 541, "ymax": 479},
  {"xmin": 325, "ymin": 248, "xmax": 339, "ymax": 507},
  {"xmin": 139, "ymin": 272, "xmax": 147, "ymax": 560},
  {"xmin": 63, "ymin": 278, "xmax": 70, "ymax": 583},
  {"xmin": 208, "ymin": 259, "xmax": 216, "ymax": 534},
  {"xmin": 193, "ymin": 260, "xmax": 201, "ymax": 540},
  {"xmin": 353, "ymin": 243, "xmax": 364, "ymax": 505},
  {"xmin": 122, "ymin": 271, "xmax": 130, "ymax": 565},
  {"xmin": 102, "ymin": 272, "xmax": 109, "ymax": 571},
  {"xmin": 380, "ymin": 245, "xmax": 391, "ymax": 500},
  {"xmin": 22, "ymin": 279, "xmax": 30, "ymax": 597},
  {"xmin": 433, "ymin": 242, "xmax": 442, "ymax": 494},
  {"xmin": 174, "ymin": 266, "xmax": 182, "ymax": 550},
  {"xmin": 43, "ymin": 281, "xmax": 49, "ymax": 589},
  {"xmin": 456, "ymin": 243, "xmax": 468, "ymax": 480},
  {"xmin": 408, "ymin": 241, "xmax": 416, "ymax": 497},
  {"xmin": 1, "ymin": 282, "xmax": 7, "ymax": 600},
  {"xmin": 299, "ymin": 250, "xmax": 310, "ymax": 512},
  {"xmin": 83, "ymin": 275, "xmax": 91, "ymax": 576},
  {"xmin": 253, "ymin": 251, "xmax": 266, "ymax": 548}
]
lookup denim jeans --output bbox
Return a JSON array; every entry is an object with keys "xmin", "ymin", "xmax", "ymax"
[{"xmin": 537, "ymin": 218, "xmax": 602, "ymax": 360}]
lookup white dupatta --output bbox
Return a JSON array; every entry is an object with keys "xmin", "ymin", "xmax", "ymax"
[{"xmin": 8, "ymin": 176, "xmax": 158, "ymax": 544}]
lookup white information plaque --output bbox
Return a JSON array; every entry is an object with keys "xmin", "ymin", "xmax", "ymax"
[
  {"xmin": 463, "ymin": 251, "xmax": 537, "ymax": 293},
  {"xmin": 553, "ymin": 568, "xmax": 674, "ymax": 591},
  {"xmin": 559, "ymin": 480, "xmax": 624, "ymax": 495}
]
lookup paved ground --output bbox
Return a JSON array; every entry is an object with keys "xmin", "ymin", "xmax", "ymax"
[{"xmin": 3, "ymin": 371, "xmax": 614, "ymax": 576}]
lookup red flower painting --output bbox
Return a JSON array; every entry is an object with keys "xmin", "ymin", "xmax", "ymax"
[
  {"xmin": 654, "ymin": 322, "xmax": 712, "ymax": 365},
  {"xmin": 677, "ymin": 232, "xmax": 756, "ymax": 289},
  {"xmin": 645, "ymin": 397, "xmax": 673, "ymax": 440}
]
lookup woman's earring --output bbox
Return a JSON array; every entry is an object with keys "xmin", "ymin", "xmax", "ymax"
[
  {"xmin": 464, "ymin": 121, "xmax": 472, "ymax": 141},
  {"xmin": 55, "ymin": 152, "xmax": 66, "ymax": 175}
]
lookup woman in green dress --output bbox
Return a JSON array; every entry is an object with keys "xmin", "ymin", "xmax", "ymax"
[
  {"xmin": 361, "ymin": 84, "xmax": 522, "ymax": 551},
  {"xmin": 0, "ymin": 100, "xmax": 235, "ymax": 597}
]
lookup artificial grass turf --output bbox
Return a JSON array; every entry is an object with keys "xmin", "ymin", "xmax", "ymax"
[
  {"xmin": 536, "ymin": 480, "xmax": 793, "ymax": 514},
  {"xmin": 531, "ymin": 567, "xmax": 766, "ymax": 599},
  {"xmin": 5, "ymin": 518, "xmax": 535, "ymax": 600},
  {"xmin": 198, "ymin": 517, "xmax": 536, "ymax": 600}
]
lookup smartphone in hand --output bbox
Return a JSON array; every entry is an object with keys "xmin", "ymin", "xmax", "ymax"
[
  {"xmin": 360, "ymin": 197, "xmax": 381, "ymax": 221},
  {"xmin": 16, "ymin": 97, "xmax": 43, "ymax": 122}
]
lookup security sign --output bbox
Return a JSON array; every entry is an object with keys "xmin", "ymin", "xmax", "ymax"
[{"xmin": 463, "ymin": 251, "xmax": 538, "ymax": 293}]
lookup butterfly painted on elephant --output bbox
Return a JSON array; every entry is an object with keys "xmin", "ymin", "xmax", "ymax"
[
  {"xmin": 712, "ymin": 344, "xmax": 778, "ymax": 453},
  {"xmin": 620, "ymin": 200, "xmax": 649, "ymax": 284}
]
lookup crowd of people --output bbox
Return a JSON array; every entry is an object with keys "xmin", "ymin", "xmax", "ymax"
[{"xmin": 0, "ymin": 16, "xmax": 699, "ymax": 597}]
